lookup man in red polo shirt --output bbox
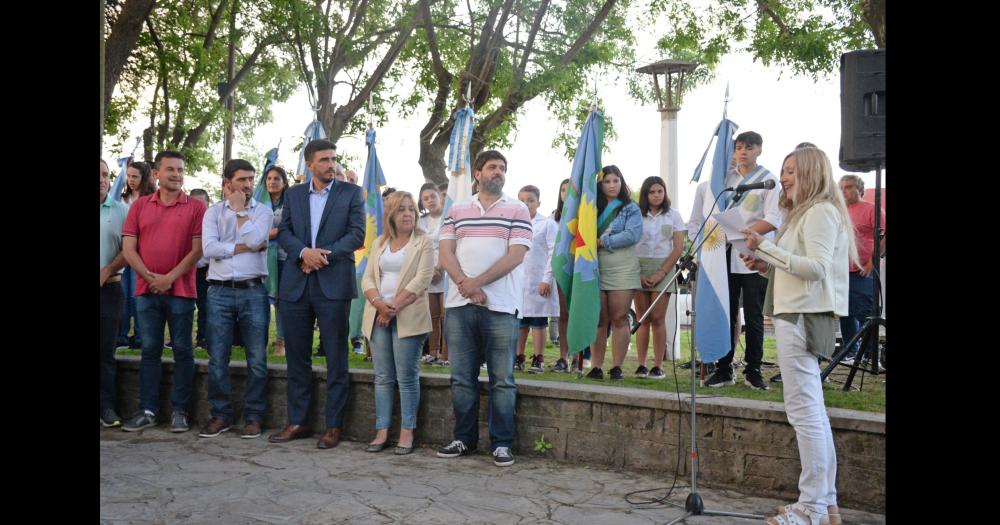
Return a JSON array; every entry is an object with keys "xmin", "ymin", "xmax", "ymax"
[
  {"xmin": 838, "ymin": 174, "xmax": 885, "ymax": 363},
  {"xmin": 120, "ymin": 150, "xmax": 207, "ymax": 433}
]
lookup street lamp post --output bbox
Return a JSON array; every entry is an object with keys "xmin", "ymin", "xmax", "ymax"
[{"xmin": 636, "ymin": 59, "xmax": 698, "ymax": 360}]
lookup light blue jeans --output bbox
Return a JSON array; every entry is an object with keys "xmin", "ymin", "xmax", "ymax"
[{"xmin": 370, "ymin": 319, "xmax": 426, "ymax": 429}]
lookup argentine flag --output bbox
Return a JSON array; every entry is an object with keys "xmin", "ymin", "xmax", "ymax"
[
  {"xmin": 442, "ymin": 106, "xmax": 475, "ymax": 216},
  {"xmin": 689, "ymin": 117, "xmax": 738, "ymax": 364}
]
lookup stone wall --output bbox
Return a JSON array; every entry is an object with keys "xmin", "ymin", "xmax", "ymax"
[{"xmin": 113, "ymin": 356, "xmax": 885, "ymax": 513}]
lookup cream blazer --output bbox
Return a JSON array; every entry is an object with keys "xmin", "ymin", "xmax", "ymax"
[
  {"xmin": 754, "ymin": 202, "xmax": 849, "ymax": 317},
  {"xmin": 361, "ymin": 231, "xmax": 434, "ymax": 340}
]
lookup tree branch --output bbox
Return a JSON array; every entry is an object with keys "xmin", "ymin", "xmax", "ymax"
[
  {"xmin": 172, "ymin": 0, "xmax": 229, "ymax": 145},
  {"xmin": 104, "ymin": 0, "xmax": 157, "ymax": 119},
  {"xmin": 756, "ymin": 0, "xmax": 796, "ymax": 38},
  {"xmin": 479, "ymin": 0, "xmax": 618, "ymax": 135},
  {"xmin": 512, "ymin": 0, "xmax": 549, "ymax": 89},
  {"xmin": 418, "ymin": 0, "xmax": 453, "ymax": 143},
  {"xmin": 329, "ymin": 4, "xmax": 420, "ymax": 138},
  {"xmin": 145, "ymin": 15, "xmax": 170, "ymax": 148},
  {"xmin": 328, "ymin": 0, "xmax": 368, "ymax": 94},
  {"xmin": 293, "ymin": 24, "xmax": 318, "ymax": 108}
]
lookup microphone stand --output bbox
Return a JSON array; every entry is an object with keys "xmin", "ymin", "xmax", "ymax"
[{"xmin": 631, "ymin": 187, "xmax": 766, "ymax": 523}]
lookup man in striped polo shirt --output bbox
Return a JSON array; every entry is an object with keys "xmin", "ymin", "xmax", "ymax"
[{"xmin": 436, "ymin": 150, "xmax": 532, "ymax": 467}]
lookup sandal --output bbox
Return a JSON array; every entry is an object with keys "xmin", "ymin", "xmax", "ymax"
[
  {"xmin": 776, "ymin": 504, "xmax": 841, "ymax": 525},
  {"xmin": 765, "ymin": 503, "xmax": 830, "ymax": 525}
]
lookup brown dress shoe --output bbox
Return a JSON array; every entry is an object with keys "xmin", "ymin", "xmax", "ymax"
[
  {"xmin": 241, "ymin": 420, "xmax": 262, "ymax": 439},
  {"xmin": 267, "ymin": 424, "xmax": 312, "ymax": 443},
  {"xmin": 317, "ymin": 427, "xmax": 341, "ymax": 449}
]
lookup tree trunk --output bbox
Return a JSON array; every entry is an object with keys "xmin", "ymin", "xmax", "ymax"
[
  {"xmin": 415, "ymin": 0, "xmax": 508, "ymax": 186},
  {"xmin": 419, "ymin": 139, "xmax": 449, "ymax": 185},
  {"xmin": 104, "ymin": 0, "xmax": 158, "ymax": 122},
  {"xmin": 863, "ymin": 0, "xmax": 886, "ymax": 48}
]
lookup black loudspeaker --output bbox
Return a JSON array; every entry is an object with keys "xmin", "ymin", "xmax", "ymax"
[{"xmin": 839, "ymin": 49, "xmax": 885, "ymax": 172}]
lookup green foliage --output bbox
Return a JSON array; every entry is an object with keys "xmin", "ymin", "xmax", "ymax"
[
  {"xmin": 651, "ymin": 0, "xmax": 877, "ymax": 90},
  {"xmin": 283, "ymin": 0, "xmax": 421, "ymax": 140},
  {"xmin": 534, "ymin": 434, "xmax": 554, "ymax": 453},
  {"xmin": 105, "ymin": 0, "xmax": 298, "ymax": 174},
  {"xmin": 397, "ymin": 0, "xmax": 638, "ymax": 164}
]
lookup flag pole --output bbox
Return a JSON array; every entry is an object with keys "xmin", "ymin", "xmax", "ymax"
[{"xmin": 723, "ymin": 82, "xmax": 730, "ymax": 118}]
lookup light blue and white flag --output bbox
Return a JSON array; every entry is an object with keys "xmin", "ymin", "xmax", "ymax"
[
  {"xmin": 689, "ymin": 116, "xmax": 738, "ymax": 364},
  {"xmin": 295, "ymin": 120, "xmax": 327, "ymax": 183},
  {"xmin": 442, "ymin": 106, "xmax": 475, "ymax": 216},
  {"xmin": 109, "ymin": 156, "xmax": 130, "ymax": 201},
  {"xmin": 110, "ymin": 139, "xmax": 142, "ymax": 201}
]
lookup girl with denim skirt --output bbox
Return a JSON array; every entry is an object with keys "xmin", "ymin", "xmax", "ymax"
[{"xmin": 586, "ymin": 165, "xmax": 642, "ymax": 381}]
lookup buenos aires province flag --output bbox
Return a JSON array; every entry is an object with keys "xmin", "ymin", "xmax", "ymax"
[{"xmin": 550, "ymin": 109, "xmax": 604, "ymax": 355}]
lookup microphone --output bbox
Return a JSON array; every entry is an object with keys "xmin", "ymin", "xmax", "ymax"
[{"xmin": 726, "ymin": 179, "xmax": 776, "ymax": 193}]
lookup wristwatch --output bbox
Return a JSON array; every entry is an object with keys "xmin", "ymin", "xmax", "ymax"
[{"xmin": 236, "ymin": 209, "xmax": 249, "ymax": 218}]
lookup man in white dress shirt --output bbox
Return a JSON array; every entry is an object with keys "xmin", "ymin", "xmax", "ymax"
[{"xmin": 198, "ymin": 159, "xmax": 273, "ymax": 439}]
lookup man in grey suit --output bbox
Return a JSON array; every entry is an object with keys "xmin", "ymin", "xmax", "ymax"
[{"xmin": 268, "ymin": 139, "xmax": 365, "ymax": 449}]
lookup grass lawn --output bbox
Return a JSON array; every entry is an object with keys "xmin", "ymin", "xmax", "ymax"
[{"xmin": 116, "ymin": 307, "xmax": 885, "ymax": 413}]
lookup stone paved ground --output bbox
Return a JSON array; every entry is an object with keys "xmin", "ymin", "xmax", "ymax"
[{"xmin": 101, "ymin": 428, "xmax": 885, "ymax": 524}]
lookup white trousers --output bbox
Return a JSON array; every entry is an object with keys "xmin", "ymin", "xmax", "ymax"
[{"xmin": 774, "ymin": 315, "xmax": 838, "ymax": 513}]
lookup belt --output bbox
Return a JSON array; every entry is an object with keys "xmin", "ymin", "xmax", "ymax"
[
  {"xmin": 208, "ymin": 277, "xmax": 263, "ymax": 289},
  {"xmin": 105, "ymin": 274, "xmax": 123, "ymax": 284}
]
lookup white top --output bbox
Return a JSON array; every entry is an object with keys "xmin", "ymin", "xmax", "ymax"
[
  {"xmin": 123, "ymin": 193, "xmax": 141, "ymax": 207},
  {"xmin": 755, "ymin": 202, "xmax": 849, "ymax": 316},
  {"xmin": 519, "ymin": 213, "xmax": 560, "ymax": 318},
  {"xmin": 687, "ymin": 166, "xmax": 782, "ymax": 274},
  {"xmin": 202, "ymin": 198, "xmax": 272, "ymax": 281},
  {"xmin": 635, "ymin": 207, "xmax": 687, "ymax": 259},
  {"xmin": 417, "ymin": 213, "xmax": 444, "ymax": 293},
  {"xmin": 378, "ymin": 245, "xmax": 407, "ymax": 303},
  {"xmin": 439, "ymin": 193, "xmax": 533, "ymax": 315}
]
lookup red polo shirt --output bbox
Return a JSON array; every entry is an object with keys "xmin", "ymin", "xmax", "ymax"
[
  {"xmin": 846, "ymin": 200, "xmax": 885, "ymax": 273},
  {"xmin": 122, "ymin": 191, "xmax": 207, "ymax": 298}
]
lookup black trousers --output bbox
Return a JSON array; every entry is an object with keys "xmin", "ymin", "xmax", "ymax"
[
  {"xmin": 718, "ymin": 246, "xmax": 768, "ymax": 374},
  {"xmin": 100, "ymin": 281, "xmax": 124, "ymax": 413}
]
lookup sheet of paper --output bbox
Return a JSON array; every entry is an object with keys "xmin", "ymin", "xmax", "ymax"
[
  {"xmin": 711, "ymin": 208, "xmax": 748, "ymax": 241},
  {"xmin": 729, "ymin": 238, "xmax": 755, "ymax": 259}
]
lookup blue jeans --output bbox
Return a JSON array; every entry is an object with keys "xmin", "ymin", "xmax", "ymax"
[
  {"xmin": 371, "ymin": 320, "xmax": 426, "ymax": 429},
  {"xmin": 136, "ymin": 294, "xmax": 196, "ymax": 415},
  {"xmin": 206, "ymin": 284, "xmax": 270, "ymax": 423},
  {"xmin": 117, "ymin": 266, "xmax": 142, "ymax": 346},
  {"xmin": 839, "ymin": 272, "xmax": 874, "ymax": 360},
  {"xmin": 445, "ymin": 304, "xmax": 518, "ymax": 450}
]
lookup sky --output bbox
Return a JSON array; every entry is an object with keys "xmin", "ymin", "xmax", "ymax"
[{"xmin": 103, "ymin": 47, "xmax": 885, "ymax": 223}]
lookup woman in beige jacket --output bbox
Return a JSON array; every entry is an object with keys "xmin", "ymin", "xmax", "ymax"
[
  {"xmin": 742, "ymin": 147, "xmax": 857, "ymax": 525},
  {"xmin": 361, "ymin": 191, "xmax": 434, "ymax": 455}
]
